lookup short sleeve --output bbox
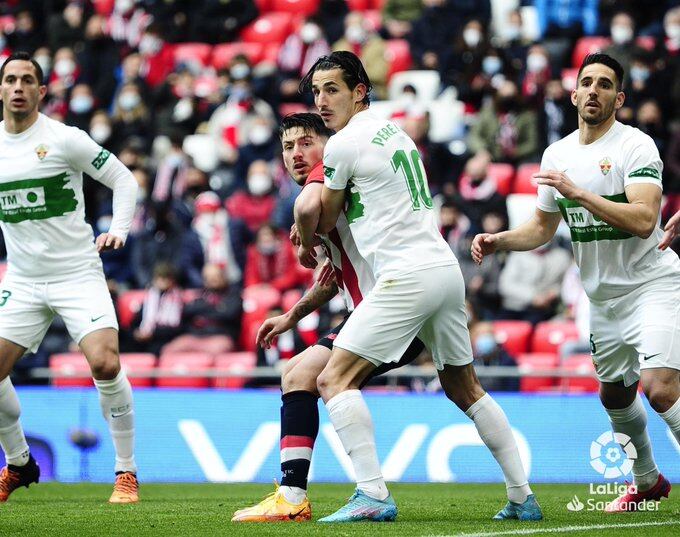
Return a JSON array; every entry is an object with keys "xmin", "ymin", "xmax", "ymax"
[
  {"xmin": 323, "ymin": 133, "xmax": 358, "ymax": 191},
  {"xmin": 304, "ymin": 162, "xmax": 325, "ymax": 186},
  {"xmin": 536, "ymin": 147, "xmax": 560, "ymax": 213},
  {"xmin": 623, "ymin": 134, "xmax": 663, "ymax": 190},
  {"xmin": 62, "ymin": 126, "xmax": 114, "ymax": 179}
]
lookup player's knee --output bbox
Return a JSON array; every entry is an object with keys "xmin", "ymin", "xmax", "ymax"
[
  {"xmin": 644, "ymin": 382, "xmax": 677, "ymax": 413},
  {"xmin": 88, "ymin": 346, "xmax": 120, "ymax": 380},
  {"xmin": 282, "ymin": 365, "xmax": 318, "ymax": 395},
  {"xmin": 316, "ymin": 369, "xmax": 335, "ymax": 400}
]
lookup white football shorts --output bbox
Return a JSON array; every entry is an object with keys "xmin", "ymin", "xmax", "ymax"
[
  {"xmin": 589, "ymin": 277, "xmax": 680, "ymax": 387},
  {"xmin": 333, "ymin": 264, "xmax": 474, "ymax": 370},
  {"xmin": 0, "ymin": 269, "xmax": 118, "ymax": 353}
]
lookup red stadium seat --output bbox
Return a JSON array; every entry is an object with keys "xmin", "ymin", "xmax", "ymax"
[
  {"xmin": 92, "ymin": 0, "xmax": 114, "ymax": 16},
  {"xmin": 561, "ymin": 67, "xmax": 579, "ymax": 90},
  {"xmin": 241, "ymin": 285, "xmax": 282, "ymax": 350},
  {"xmin": 213, "ymin": 352, "xmax": 257, "ymax": 389},
  {"xmin": 385, "ymin": 39, "xmax": 412, "ymax": 80},
  {"xmin": 241, "ymin": 13, "xmax": 294, "ymax": 44},
  {"xmin": 560, "ymin": 354, "xmax": 599, "ymax": 393},
  {"xmin": 346, "ymin": 0, "xmax": 370, "ymax": 9},
  {"xmin": 515, "ymin": 353, "xmax": 558, "ymax": 392},
  {"xmin": 272, "ymin": 0, "xmax": 320, "ymax": 16},
  {"xmin": 512, "ymin": 163, "xmax": 541, "ymax": 194},
  {"xmin": 572, "ymin": 37, "xmax": 611, "ymax": 68},
  {"xmin": 363, "ymin": 10, "xmax": 382, "ymax": 31},
  {"xmin": 371, "ymin": 0, "xmax": 387, "ymax": 8},
  {"xmin": 636, "ymin": 36, "xmax": 656, "ymax": 51},
  {"xmin": 487, "ymin": 163, "xmax": 515, "ymax": 197},
  {"xmin": 211, "ymin": 42, "xmax": 264, "ymax": 70},
  {"xmin": 119, "ymin": 353, "xmax": 157, "ymax": 388},
  {"xmin": 281, "ymin": 289, "xmax": 303, "ymax": 313},
  {"xmin": 279, "ymin": 103, "xmax": 310, "ymax": 117},
  {"xmin": 50, "ymin": 353, "xmax": 92, "ymax": 388},
  {"xmin": 117, "ymin": 290, "xmax": 147, "ymax": 331},
  {"xmin": 260, "ymin": 42, "xmax": 282, "ymax": 65},
  {"xmin": 157, "ymin": 352, "xmax": 214, "ymax": 388},
  {"xmin": 173, "ymin": 43, "xmax": 213, "ymax": 68},
  {"xmin": 493, "ymin": 320, "xmax": 533, "ymax": 356},
  {"xmin": 531, "ymin": 321, "xmax": 580, "ymax": 355}
]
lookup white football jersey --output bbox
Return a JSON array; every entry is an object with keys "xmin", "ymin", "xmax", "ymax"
[
  {"xmin": 323, "ymin": 110, "xmax": 456, "ymax": 279},
  {"xmin": 0, "ymin": 114, "xmax": 124, "ymax": 280},
  {"xmin": 536, "ymin": 121, "xmax": 680, "ymax": 301}
]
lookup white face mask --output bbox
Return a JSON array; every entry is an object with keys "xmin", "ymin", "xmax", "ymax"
[
  {"xmin": 248, "ymin": 125, "xmax": 272, "ymax": 146},
  {"xmin": 230, "ymin": 63, "xmax": 251, "ymax": 80},
  {"xmin": 526, "ymin": 53, "xmax": 548, "ymax": 73},
  {"xmin": 501, "ymin": 25, "xmax": 520, "ymax": 42},
  {"xmin": 70, "ymin": 95, "xmax": 94, "ymax": 114},
  {"xmin": 115, "ymin": 0, "xmax": 135, "ymax": 13},
  {"xmin": 482, "ymin": 56, "xmax": 502, "ymax": 75},
  {"xmin": 247, "ymin": 173, "xmax": 273, "ymax": 196},
  {"xmin": 119, "ymin": 92, "xmax": 141, "ymax": 111},
  {"xmin": 666, "ymin": 24, "xmax": 680, "ymax": 41},
  {"xmin": 90, "ymin": 123, "xmax": 111, "ymax": 144},
  {"xmin": 139, "ymin": 35, "xmax": 162, "ymax": 55},
  {"xmin": 172, "ymin": 98, "xmax": 193, "ymax": 122},
  {"xmin": 463, "ymin": 28, "xmax": 481, "ymax": 47},
  {"xmin": 54, "ymin": 58, "xmax": 76, "ymax": 77},
  {"xmin": 300, "ymin": 23, "xmax": 321, "ymax": 44},
  {"xmin": 610, "ymin": 24, "xmax": 633, "ymax": 45},
  {"xmin": 345, "ymin": 24, "xmax": 367, "ymax": 44}
]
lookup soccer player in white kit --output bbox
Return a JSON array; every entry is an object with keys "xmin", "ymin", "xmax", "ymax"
[
  {"xmin": 473, "ymin": 53, "xmax": 680, "ymax": 512},
  {"xmin": 300, "ymin": 52, "xmax": 541, "ymax": 523},
  {"xmin": 232, "ymin": 113, "xmax": 424, "ymax": 522},
  {"xmin": 0, "ymin": 53, "xmax": 139, "ymax": 503}
]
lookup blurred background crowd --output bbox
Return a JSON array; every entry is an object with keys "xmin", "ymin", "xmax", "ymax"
[{"xmin": 1, "ymin": 0, "xmax": 680, "ymax": 391}]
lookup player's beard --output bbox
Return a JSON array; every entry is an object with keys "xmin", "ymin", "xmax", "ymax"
[{"xmin": 578, "ymin": 97, "xmax": 616, "ymax": 126}]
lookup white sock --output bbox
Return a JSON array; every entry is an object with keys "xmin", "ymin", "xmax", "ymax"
[
  {"xmin": 94, "ymin": 370, "xmax": 137, "ymax": 474},
  {"xmin": 326, "ymin": 390, "xmax": 388, "ymax": 501},
  {"xmin": 0, "ymin": 377, "xmax": 29, "ymax": 466},
  {"xmin": 659, "ymin": 396, "xmax": 680, "ymax": 446},
  {"xmin": 465, "ymin": 394, "xmax": 532, "ymax": 504},
  {"xmin": 606, "ymin": 395, "xmax": 658, "ymax": 490},
  {"xmin": 279, "ymin": 485, "xmax": 307, "ymax": 504}
]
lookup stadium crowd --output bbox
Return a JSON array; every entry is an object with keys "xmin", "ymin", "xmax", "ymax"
[{"xmin": 1, "ymin": 0, "xmax": 680, "ymax": 390}]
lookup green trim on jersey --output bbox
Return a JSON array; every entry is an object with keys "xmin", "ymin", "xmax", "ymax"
[
  {"xmin": 0, "ymin": 173, "xmax": 77, "ymax": 223},
  {"xmin": 557, "ymin": 193, "xmax": 633, "ymax": 243},
  {"xmin": 345, "ymin": 180, "xmax": 365, "ymax": 224},
  {"xmin": 628, "ymin": 167, "xmax": 661, "ymax": 181},
  {"xmin": 91, "ymin": 148, "xmax": 111, "ymax": 170}
]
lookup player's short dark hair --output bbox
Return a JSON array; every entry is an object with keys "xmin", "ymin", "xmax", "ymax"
[
  {"xmin": 278, "ymin": 113, "xmax": 335, "ymax": 139},
  {"xmin": 577, "ymin": 53, "xmax": 625, "ymax": 91},
  {"xmin": 299, "ymin": 51, "xmax": 373, "ymax": 106},
  {"xmin": 0, "ymin": 51, "xmax": 44, "ymax": 84}
]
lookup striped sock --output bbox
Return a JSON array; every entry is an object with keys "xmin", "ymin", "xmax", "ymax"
[{"xmin": 280, "ymin": 391, "xmax": 319, "ymax": 502}]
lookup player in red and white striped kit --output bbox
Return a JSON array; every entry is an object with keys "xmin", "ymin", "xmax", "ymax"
[{"xmin": 232, "ymin": 113, "xmax": 423, "ymax": 522}]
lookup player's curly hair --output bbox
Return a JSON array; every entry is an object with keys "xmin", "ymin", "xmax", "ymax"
[
  {"xmin": 278, "ymin": 112, "xmax": 335, "ymax": 139},
  {"xmin": 299, "ymin": 51, "xmax": 373, "ymax": 106}
]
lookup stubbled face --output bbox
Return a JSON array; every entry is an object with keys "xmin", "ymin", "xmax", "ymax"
[
  {"xmin": 281, "ymin": 126, "xmax": 326, "ymax": 185},
  {"xmin": 0, "ymin": 60, "xmax": 46, "ymax": 119},
  {"xmin": 572, "ymin": 63, "xmax": 624, "ymax": 126},
  {"xmin": 312, "ymin": 68, "xmax": 364, "ymax": 131}
]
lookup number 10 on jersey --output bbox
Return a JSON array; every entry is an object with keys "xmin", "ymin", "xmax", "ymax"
[{"xmin": 391, "ymin": 149, "xmax": 434, "ymax": 211}]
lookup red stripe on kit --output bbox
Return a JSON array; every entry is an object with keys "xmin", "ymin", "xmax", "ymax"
[
  {"xmin": 280, "ymin": 435, "xmax": 315, "ymax": 449},
  {"xmin": 328, "ymin": 228, "xmax": 363, "ymax": 307}
]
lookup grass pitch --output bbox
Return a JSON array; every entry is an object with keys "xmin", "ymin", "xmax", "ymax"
[{"xmin": 1, "ymin": 482, "xmax": 679, "ymax": 536}]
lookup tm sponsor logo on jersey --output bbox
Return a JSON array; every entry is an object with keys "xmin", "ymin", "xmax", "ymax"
[{"xmin": 0, "ymin": 173, "xmax": 77, "ymax": 223}]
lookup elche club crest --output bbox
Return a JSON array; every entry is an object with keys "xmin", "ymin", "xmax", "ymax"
[
  {"xmin": 599, "ymin": 157, "xmax": 612, "ymax": 176},
  {"xmin": 35, "ymin": 144, "xmax": 49, "ymax": 161}
]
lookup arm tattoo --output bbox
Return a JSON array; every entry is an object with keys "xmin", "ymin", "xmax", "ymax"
[{"xmin": 290, "ymin": 282, "xmax": 339, "ymax": 323}]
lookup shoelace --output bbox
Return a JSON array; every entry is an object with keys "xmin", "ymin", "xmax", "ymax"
[
  {"xmin": 114, "ymin": 473, "xmax": 138, "ymax": 495},
  {"xmin": 0, "ymin": 467, "xmax": 20, "ymax": 494}
]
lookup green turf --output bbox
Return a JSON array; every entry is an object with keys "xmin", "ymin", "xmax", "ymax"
[{"xmin": 1, "ymin": 483, "xmax": 679, "ymax": 536}]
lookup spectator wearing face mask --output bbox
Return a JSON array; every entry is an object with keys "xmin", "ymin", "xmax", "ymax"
[
  {"xmin": 617, "ymin": 51, "xmax": 669, "ymax": 122},
  {"xmin": 50, "ymin": 46, "xmax": 80, "ymax": 91},
  {"xmin": 470, "ymin": 322, "xmax": 519, "ymax": 392},
  {"xmin": 278, "ymin": 17, "xmax": 331, "ymax": 104},
  {"xmin": 153, "ymin": 67, "xmax": 201, "ymax": 140},
  {"xmin": 226, "ymin": 160, "xmax": 278, "ymax": 233},
  {"xmin": 234, "ymin": 117, "xmax": 278, "ymax": 184},
  {"xmin": 207, "ymin": 60, "xmax": 277, "ymax": 166},
  {"xmin": 539, "ymin": 79, "xmax": 578, "ymax": 148},
  {"xmin": 521, "ymin": 44, "xmax": 552, "ymax": 107},
  {"xmin": 467, "ymin": 80, "xmax": 539, "ymax": 164},
  {"xmin": 244, "ymin": 224, "xmax": 312, "ymax": 293},
  {"xmin": 138, "ymin": 24, "xmax": 175, "ymax": 88},
  {"xmin": 494, "ymin": 9, "xmax": 533, "ymax": 68},
  {"xmin": 333, "ymin": 11, "xmax": 388, "ymax": 99},
  {"xmin": 440, "ymin": 19, "xmax": 490, "ymax": 102},
  {"xmin": 635, "ymin": 99, "xmax": 669, "ymax": 158},
  {"xmin": 64, "ymin": 83, "xmax": 96, "ymax": 131},
  {"xmin": 78, "ymin": 14, "xmax": 120, "ymax": 108},
  {"xmin": 603, "ymin": 12, "xmax": 647, "ymax": 87},
  {"xmin": 111, "ymin": 82, "xmax": 151, "ymax": 149}
]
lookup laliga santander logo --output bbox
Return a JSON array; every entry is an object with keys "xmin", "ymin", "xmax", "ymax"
[{"xmin": 590, "ymin": 431, "xmax": 637, "ymax": 478}]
